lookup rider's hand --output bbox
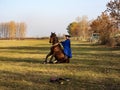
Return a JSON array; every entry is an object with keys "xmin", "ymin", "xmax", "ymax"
[{"xmin": 59, "ymin": 41, "xmax": 63, "ymax": 43}]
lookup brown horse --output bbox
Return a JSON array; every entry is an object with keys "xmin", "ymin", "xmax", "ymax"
[{"xmin": 43, "ymin": 32, "xmax": 69, "ymax": 64}]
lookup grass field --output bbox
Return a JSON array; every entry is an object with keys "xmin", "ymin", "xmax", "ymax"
[{"xmin": 0, "ymin": 40, "xmax": 120, "ymax": 90}]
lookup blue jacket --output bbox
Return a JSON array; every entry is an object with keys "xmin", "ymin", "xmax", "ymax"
[{"xmin": 61, "ymin": 39, "xmax": 72, "ymax": 58}]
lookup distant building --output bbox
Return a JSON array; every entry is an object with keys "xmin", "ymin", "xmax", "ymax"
[{"xmin": 90, "ymin": 33, "xmax": 100, "ymax": 43}]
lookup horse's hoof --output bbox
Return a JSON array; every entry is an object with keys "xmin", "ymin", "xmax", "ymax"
[
  {"xmin": 53, "ymin": 60, "xmax": 58, "ymax": 64},
  {"xmin": 49, "ymin": 61, "xmax": 53, "ymax": 64},
  {"xmin": 43, "ymin": 61, "xmax": 47, "ymax": 64}
]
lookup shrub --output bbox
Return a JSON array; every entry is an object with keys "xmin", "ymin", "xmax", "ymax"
[
  {"xmin": 115, "ymin": 37, "xmax": 120, "ymax": 46},
  {"xmin": 107, "ymin": 38, "xmax": 117, "ymax": 47}
]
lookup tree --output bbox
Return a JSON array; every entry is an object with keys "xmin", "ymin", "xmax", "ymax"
[
  {"xmin": 67, "ymin": 22, "xmax": 79, "ymax": 36},
  {"xmin": 19, "ymin": 22, "xmax": 26, "ymax": 39},
  {"xmin": 0, "ymin": 21, "xmax": 26, "ymax": 39},
  {"xmin": 106, "ymin": 0, "xmax": 120, "ymax": 29},
  {"xmin": 67, "ymin": 16, "xmax": 89, "ymax": 40},
  {"xmin": 9, "ymin": 21, "xmax": 16, "ymax": 39},
  {"xmin": 90, "ymin": 12, "xmax": 117, "ymax": 45},
  {"xmin": 78, "ymin": 16, "xmax": 89, "ymax": 40}
]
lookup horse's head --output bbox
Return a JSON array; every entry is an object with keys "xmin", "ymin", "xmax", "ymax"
[{"xmin": 49, "ymin": 32, "xmax": 58, "ymax": 44}]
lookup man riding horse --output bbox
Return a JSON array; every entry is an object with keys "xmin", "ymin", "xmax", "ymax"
[{"xmin": 43, "ymin": 32, "xmax": 72, "ymax": 64}]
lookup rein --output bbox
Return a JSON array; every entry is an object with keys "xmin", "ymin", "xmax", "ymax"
[{"xmin": 52, "ymin": 42, "xmax": 60, "ymax": 47}]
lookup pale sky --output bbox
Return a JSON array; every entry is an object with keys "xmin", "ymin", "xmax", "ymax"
[{"xmin": 0, "ymin": 0, "xmax": 110, "ymax": 37}]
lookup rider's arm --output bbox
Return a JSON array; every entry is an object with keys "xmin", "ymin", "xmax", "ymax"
[{"xmin": 52, "ymin": 41, "xmax": 63, "ymax": 47}]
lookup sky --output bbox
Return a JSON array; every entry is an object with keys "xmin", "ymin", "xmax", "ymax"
[{"xmin": 0, "ymin": 0, "xmax": 110, "ymax": 37}]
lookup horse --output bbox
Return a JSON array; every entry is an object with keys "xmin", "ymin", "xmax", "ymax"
[{"xmin": 43, "ymin": 32, "xmax": 69, "ymax": 64}]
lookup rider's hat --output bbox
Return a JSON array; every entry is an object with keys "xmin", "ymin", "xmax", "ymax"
[{"xmin": 65, "ymin": 35, "xmax": 71, "ymax": 38}]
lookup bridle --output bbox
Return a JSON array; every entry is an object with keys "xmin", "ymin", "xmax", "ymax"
[{"xmin": 49, "ymin": 33, "xmax": 59, "ymax": 45}]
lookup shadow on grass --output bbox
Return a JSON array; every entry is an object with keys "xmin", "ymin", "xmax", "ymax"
[
  {"xmin": 0, "ymin": 56, "xmax": 44, "ymax": 64},
  {"xmin": 0, "ymin": 50, "xmax": 48, "ymax": 54},
  {"xmin": 72, "ymin": 52, "xmax": 120, "ymax": 59},
  {"xmin": 73, "ymin": 77, "xmax": 120, "ymax": 90},
  {"xmin": 72, "ymin": 47, "xmax": 116, "ymax": 51},
  {"xmin": 0, "ymin": 46, "xmax": 51, "ymax": 54},
  {"xmin": 72, "ymin": 43, "xmax": 120, "ymax": 51},
  {"xmin": 0, "ymin": 46, "xmax": 50, "ymax": 51},
  {"xmin": 70, "ymin": 59, "xmax": 120, "ymax": 74},
  {"xmin": 72, "ymin": 43, "xmax": 92, "ymax": 46}
]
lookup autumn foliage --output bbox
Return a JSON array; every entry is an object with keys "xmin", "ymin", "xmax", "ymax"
[
  {"xmin": 90, "ymin": 12, "xmax": 117, "ymax": 45},
  {"xmin": 67, "ymin": 0, "xmax": 120, "ymax": 46},
  {"xmin": 67, "ymin": 16, "xmax": 89, "ymax": 40},
  {"xmin": 0, "ymin": 21, "xmax": 26, "ymax": 39}
]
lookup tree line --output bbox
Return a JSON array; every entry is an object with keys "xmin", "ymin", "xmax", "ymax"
[
  {"xmin": 0, "ymin": 21, "xmax": 26, "ymax": 39},
  {"xmin": 67, "ymin": 0, "xmax": 120, "ymax": 46}
]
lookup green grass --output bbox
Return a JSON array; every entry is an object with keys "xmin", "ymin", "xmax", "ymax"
[{"xmin": 0, "ymin": 40, "xmax": 120, "ymax": 90}]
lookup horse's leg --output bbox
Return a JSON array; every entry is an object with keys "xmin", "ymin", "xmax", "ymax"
[
  {"xmin": 61, "ymin": 55, "xmax": 70, "ymax": 63},
  {"xmin": 49, "ymin": 53, "xmax": 59, "ymax": 64},
  {"xmin": 49, "ymin": 54, "xmax": 54, "ymax": 63},
  {"xmin": 66, "ymin": 58, "xmax": 70, "ymax": 63},
  {"xmin": 64, "ymin": 55, "xmax": 70, "ymax": 63},
  {"xmin": 44, "ymin": 52, "xmax": 52, "ymax": 63}
]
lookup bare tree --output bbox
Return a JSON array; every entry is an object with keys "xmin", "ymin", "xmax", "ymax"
[
  {"xmin": 106, "ymin": 0, "xmax": 120, "ymax": 29},
  {"xmin": 19, "ymin": 22, "xmax": 26, "ymax": 39},
  {"xmin": 78, "ymin": 16, "xmax": 89, "ymax": 40},
  {"xmin": 0, "ymin": 21, "xmax": 26, "ymax": 39}
]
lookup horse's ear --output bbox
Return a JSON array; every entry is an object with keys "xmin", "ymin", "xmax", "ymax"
[{"xmin": 51, "ymin": 32, "xmax": 52, "ymax": 34}]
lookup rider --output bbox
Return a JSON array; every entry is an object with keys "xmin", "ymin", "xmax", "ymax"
[{"xmin": 60, "ymin": 35, "xmax": 72, "ymax": 60}]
